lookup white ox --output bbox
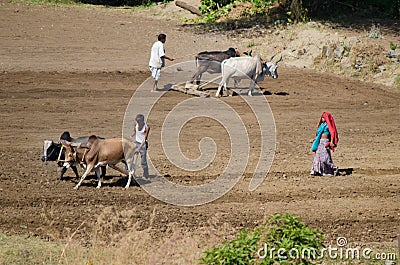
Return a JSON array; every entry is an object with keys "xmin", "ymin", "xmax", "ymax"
[{"xmin": 216, "ymin": 54, "xmax": 281, "ymax": 97}]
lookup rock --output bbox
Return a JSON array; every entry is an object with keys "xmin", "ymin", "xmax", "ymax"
[
  {"xmin": 334, "ymin": 45, "xmax": 345, "ymax": 60},
  {"xmin": 297, "ymin": 48, "xmax": 307, "ymax": 55},
  {"xmin": 321, "ymin": 45, "xmax": 333, "ymax": 58},
  {"xmin": 387, "ymin": 49, "xmax": 397, "ymax": 58}
]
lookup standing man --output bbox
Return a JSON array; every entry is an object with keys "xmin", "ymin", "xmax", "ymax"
[
  {"xmin": 131, "ymin": 114, "xmax": 150, "ymax": 178},
  {"xmin": 149, "ymin": 33, "xmax": 174, "ymax": 92}
]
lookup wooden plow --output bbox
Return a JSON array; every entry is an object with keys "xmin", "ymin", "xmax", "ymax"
[{"xmin": 169, "ymin": 75, "xmax": 222, "ymax": 97}]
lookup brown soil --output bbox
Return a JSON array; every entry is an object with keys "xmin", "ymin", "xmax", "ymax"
[{"xmin": 0, "ymin": 0, "xmax": 399, "ymax": 261}]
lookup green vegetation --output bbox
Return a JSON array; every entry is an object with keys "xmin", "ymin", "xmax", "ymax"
[
  {"xmin": 199, "ymin": 213, "xmax": 324, "ymax": 265},
  {"xmin": 9, "ymin": 0, "xmax": 399, "ymax": 20},
  {"xmin": 247, "ymin": 40, "xmax": 255, "ymax": 48},
  {"xmin": 199, "ymin": 1, "xmax": 235, "ymax": 22},
  {"xmin": 199, "ymin": 0, "xmax": 277, "ymax": 23},
  {"xmin": 197, "ymin": 0, "xmax": 398, "ymax": 24},
  {"xmin": 199, "ymin": 0, "xmax": 274, "ymax": 13},
  {"xmin": 197, "ymin": 0, "xmax": 309, "ymax": 24},
  {"xmin": 1, "ymin": 218, "xmax": 397, "ymax": 264},
  {"xmin": 200, "ymin": 228, "xmax": 262, "ymax": 264},
  {"xmin": 367, "ymin": 24, "xmax": 383, "ymax": 39}
]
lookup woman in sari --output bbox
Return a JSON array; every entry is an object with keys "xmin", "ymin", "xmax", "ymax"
[{"xmin": 310, "ymin": 112, "xmax": 339, "ymax": 176}]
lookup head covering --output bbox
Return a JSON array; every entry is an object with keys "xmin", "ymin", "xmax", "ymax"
[{"xmin": 317, "ymin": 112, "xmax": 339, "ymax": 150}]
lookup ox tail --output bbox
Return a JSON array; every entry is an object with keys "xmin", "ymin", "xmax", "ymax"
[{"xmin": 220, "ymin": 59, "xmax": 226, "ymax": 76}]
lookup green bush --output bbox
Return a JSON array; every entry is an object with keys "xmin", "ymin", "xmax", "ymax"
[
  {"xmin": 199, "ymin": 213, "xmax": 324, "ymax": 265},
  {"xmin": 200, "ymin": 228, "xmax": 262, "ymax": 264},
  {"xmin": 199, "ymin": 0, "xmax": 235, "ymax": 13},
  {"xmin": 198, "ymin": 0, "xmax": 399, "ymax": 22},
  {"xmin": 264, "ymin": 213, "xmax": 324, "ymax": 264},
  {"xmin": 199, "ymin": 0, "xmax": 268, "ymax": 14},
  {"xmin": 198, "ymin": 0, "xmax": 309, "ymax": 24},
  {"xmin": 199, "ymin": 2, "xmax": 234, "ymax": 22}
]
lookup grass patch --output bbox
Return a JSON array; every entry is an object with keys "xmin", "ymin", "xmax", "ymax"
[
  {"xmin": 395, "ymin": 73, "xmax": 400, "ymax": 88},
  {"xmin": 0, "ymin": 233, "xmax": 62, "ymax": 265},
  {"xmin": 0, "ymin": 206, "xmax": 236, "ymax": 264},
  {"xmin": 247, "ymin": 40, "xmax": 255, "ymax": 48},
  {"xmin": 0, "ymin": 230, "xmax": 150, "ymax": 265}
]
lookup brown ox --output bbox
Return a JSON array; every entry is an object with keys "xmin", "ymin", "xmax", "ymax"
[{"xmin": 64, "ymin": 135, "xmax": 136, "ymax": 189}]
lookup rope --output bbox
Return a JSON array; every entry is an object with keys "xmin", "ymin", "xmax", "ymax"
[
  {"xmin": 172, "ymin": 52, "xmax": 199, "ymax": 60},
  {"xmin": 197, "ymin": 75, "xmax": 222, "ymax": 89},
  {"xmin": 129, "ymin": 152, "xmax": 139, "ymax": 178},
  {"xmin": 81, "ymin": 148, "xmax": 87, "ymax": 164},
  {"xmin": 133, "ymin": 152, "xmax": 139, "ymax": 169},
  {"xmin": 56, "ymin": 144, "xmax": 64, "ymax": 163}
]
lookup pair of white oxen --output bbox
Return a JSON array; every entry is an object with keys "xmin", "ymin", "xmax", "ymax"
[{"xmin": 192, "ymin": 52, "xmax": 282, "ymax": 97}]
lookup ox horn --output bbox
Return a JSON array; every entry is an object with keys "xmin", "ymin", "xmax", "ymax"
[
  {"xmin": 270, "ymin": 53, "xmax": 277, "ymax": 61},
  {"xmin": 276, "ymin": 55, "xmax": 283, "ymax": 63},
  {"xmin": 60, "ymin": 139, "xmax": 81, "ymax": 147}
]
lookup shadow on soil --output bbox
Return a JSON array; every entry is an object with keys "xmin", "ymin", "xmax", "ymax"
[
  {"xmin": 181, "ymin": 9, "xmax": 399, "ymax": 38},
  {"xmin": 63, "ymin": 174, "xmax": 141, "ymax": 188},
  {"xmin": 339, "ymin": 168, "xmax": 354, "ymax": 176}
]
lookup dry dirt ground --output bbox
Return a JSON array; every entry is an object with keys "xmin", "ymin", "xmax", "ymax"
[{"xmin": 0, "ymin": 0, "xmax": 400, "ymax": 263}]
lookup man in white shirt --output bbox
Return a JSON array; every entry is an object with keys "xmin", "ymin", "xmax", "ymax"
[
  {"xmin": 149, "ymin": 34, "xmax": 174, "ymax": 92},
  {"xmin": 131, "ymin": 114, "xmax": 150, "ymax": 178}
]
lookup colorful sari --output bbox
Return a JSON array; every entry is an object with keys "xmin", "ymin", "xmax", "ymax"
[
  {"xmin": 311, "ymin": 112, "xmax": 339, "ymax": 176},
  {"xmin": 311, "ymin": 138, "xmax": 338, "ymax": 176}
]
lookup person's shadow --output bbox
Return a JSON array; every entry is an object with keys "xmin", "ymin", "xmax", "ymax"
[
  {"xmin": 338, "ymin": 168, "xmax": 353, "ymax": 176},
  {"xmin": 134, "ymin": 175, "xmax": 156, "ymax": 186},
  {"xmin": 162, "ymin": 84, "xmax": 174, "ymax": 91}
]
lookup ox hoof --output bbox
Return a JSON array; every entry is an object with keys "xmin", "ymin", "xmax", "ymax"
[{"xmin": 73, "ymin": 186, "xmax": 79, "ymax": 190}]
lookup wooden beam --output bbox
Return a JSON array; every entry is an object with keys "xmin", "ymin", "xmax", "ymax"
[
  {"xmin": 175, "ymin": 1, "xmax": 203, "ymax": 16},
  {"xmin": 170, "ymin": 83, "xmax": 211, "ymax": 97}
]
